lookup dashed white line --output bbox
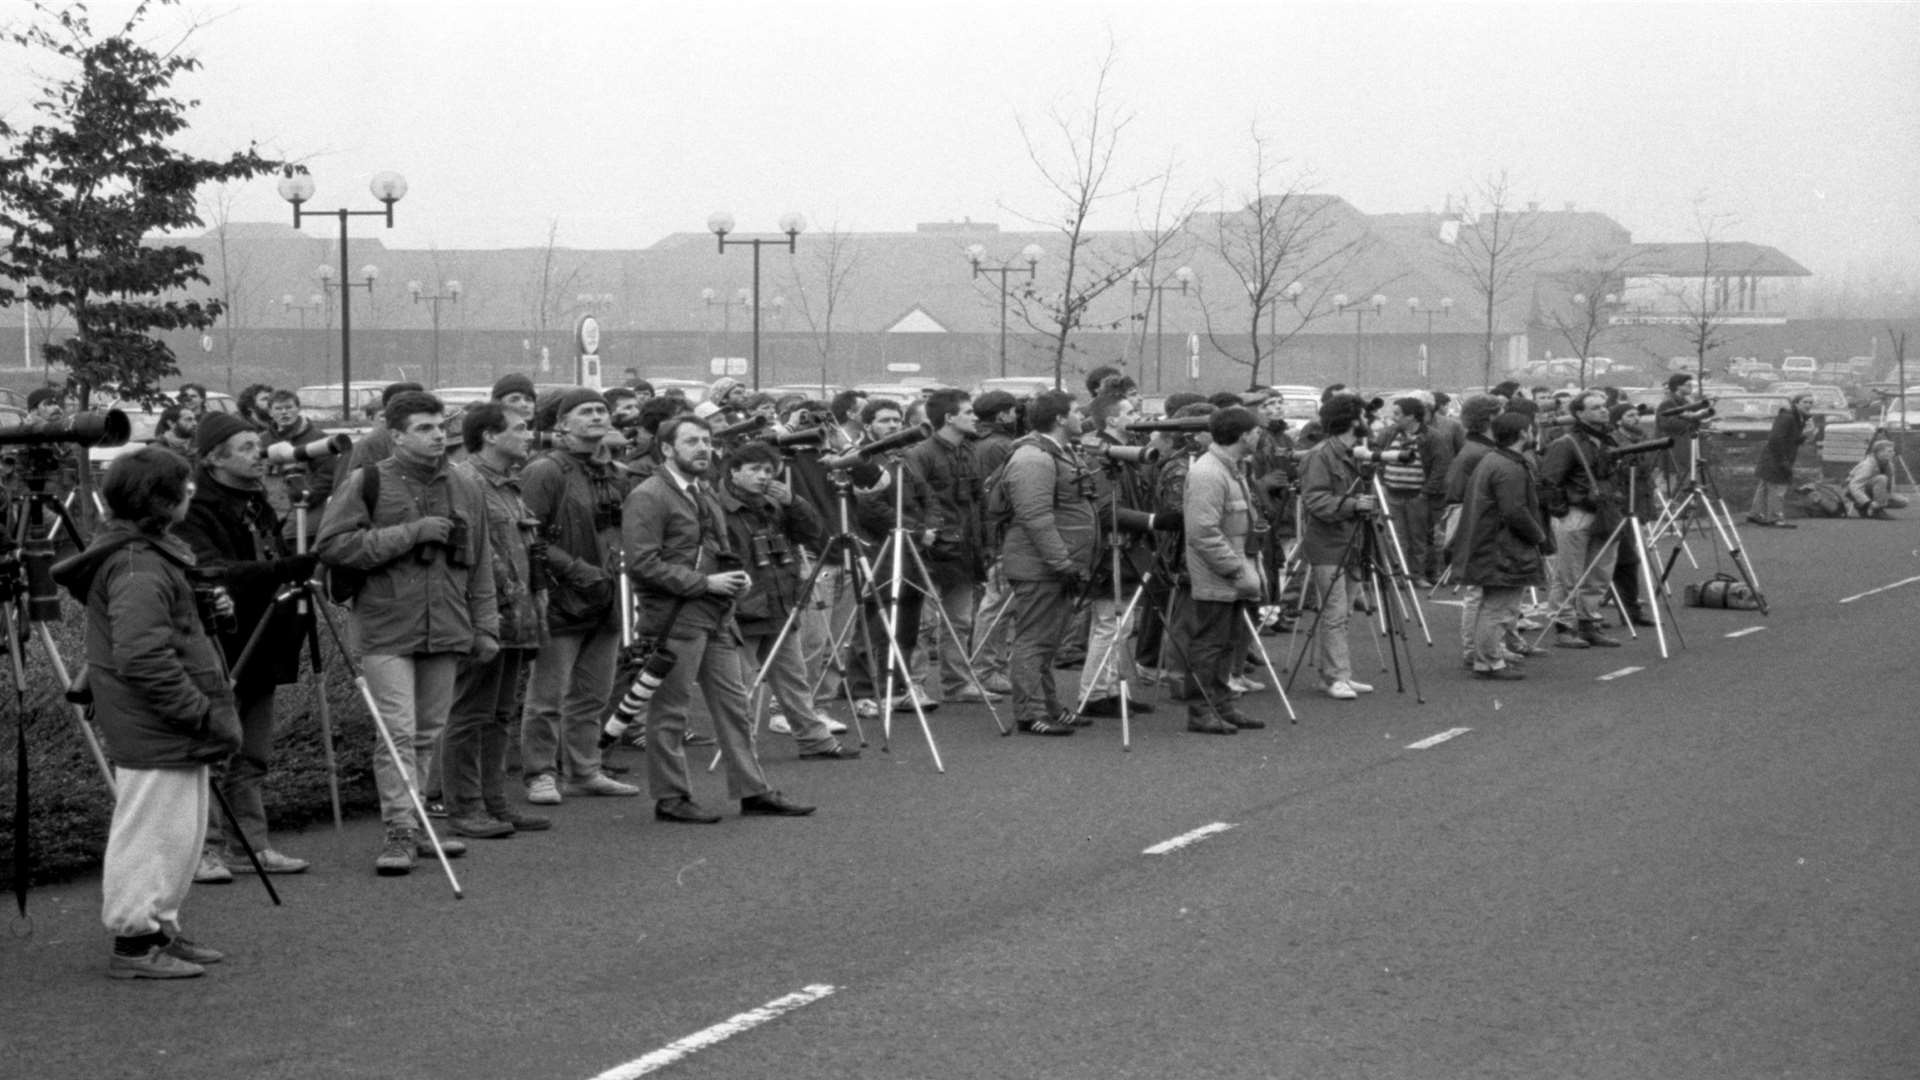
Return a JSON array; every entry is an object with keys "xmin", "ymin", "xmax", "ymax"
[
  {"xmin": 590, "ymin": 985, "xmax": 837, "ymax": 1079},
  {"xmin": 1406, "ymin": 727, "xmax": 1472, "ymax": 749},
  {"xmin": 1839, "ymin": 574, "xmax": 1920, "ymax": 604},
  {"xmin": 1597, "ymin": 667, "xmax": 1644, "ymax": 681},
  {"xmin": 1143, "ymin": 822, "xmax": 1236, "ymax": 855},
  {"xmin": 1725, "ymin": 626, "xmax": 1767, "ymax": 638}
]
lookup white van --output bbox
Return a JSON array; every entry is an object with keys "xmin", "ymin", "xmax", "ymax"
[{"xmin": 1780, "ymin": 356, "xmax": 1819, "ymax": 378}]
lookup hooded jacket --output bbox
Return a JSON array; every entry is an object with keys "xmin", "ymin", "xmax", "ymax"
[
  {"xmin": 519, "ymin": 447, "xmax": 633, "ymax": 635},
  {"xmin": 999, "ymin": 432, "xmax": 1096, "ymax": 582},
  {"xmin": 52, "ymin": 521, "xmax": 241, "ymax": 768},
  {"xmin": 716, "ymin": 478, "xmax": 824, "ymax": 638},
  {"xmin": 175, "ymin": 463, "xmax": 310, "ymax": 692}
]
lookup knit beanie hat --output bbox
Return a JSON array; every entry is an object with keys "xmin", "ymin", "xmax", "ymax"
[
  {"xmin": 26, "ymin": 387, "xmax": 59, "ymax": 410},
  {"xmin": 195, "ymin": 411, "xmax": 257, "ymax": 457},
  {"xmin": 492, "ymin": 372, "xmax": 536, "ymax": 401},
  {"xmin": 552, "ymin": 387, "xmax": 607, "ymax": 423}
]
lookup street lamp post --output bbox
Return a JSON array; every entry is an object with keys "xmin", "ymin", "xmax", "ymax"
[
  {"xmin": 1334, "ymin": 292, "xmax": 1386, "ymax": 390},
  {"xmin": 1131, "ymin": 265, "xmax": 1195, "ymax": 392},
  {"xmin": 708, "ymin": 212, "xmax": 805, "ymax": 391},
  {"xmin": 315, "ymin": 261, "xmax": 379, "ymax": 398},
  {"xmin": 968, "ymin": 243, "xmax": 1043, "ymax": 378},
  {"xmin": 277, "ymin": 166, "xmax": 407, "ymax": 421},
  {"xmin": 281, "ymin": 292, "xmax": 323, "ymax": 372},
  {"xmin": 1406, "ymin": 296, "xmax": 1454, "ymax": 388},
  {"xmin": 408, "ymin": 279, "xmax": 462, "ymax": 389}
]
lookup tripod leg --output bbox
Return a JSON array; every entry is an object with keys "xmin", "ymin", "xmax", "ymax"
[
  {"xmin": 1239, "ymin": 604, "xmax": 1296, "ymax": 723},
  {"xmin": 210, "ymin": 779, "xmax": 281, "ymax": 905},
  {"xmin": 858, "ymin": 547, "xmax": 944, "ymax": 771},
  {"xmin": 31, "ymin": 621, "xmax": 115, "ymax": 793},
  {"xmin": 902, "ymin": 542, "xmax": 1007, "ymax": 735}
]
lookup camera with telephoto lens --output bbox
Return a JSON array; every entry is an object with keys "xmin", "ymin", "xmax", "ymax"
[
  {"xmin": 599, "ymin": 643, "xmax": 680, "ymax": 749},
  {"xmin": 185, "ymin": 565, "xmax": 236, "ymax": 636},
  {"xmin": 1351, "ymin": 444, "xmax": 1415, "ymax": 466},
  {"xmin": 1604, "ymin": 435, "xmax": 1675, "ymax": 460},
  {"xmin": 748, "ymin": 532, "xmax": 794, "ymax": 569},
  {"xmin": 1080, "ymin": 442, "xmax": 1161, "ymax": 467},
  {"xmin": 761, "ymin": 427, "xmax": 828, "ymax": 451}
]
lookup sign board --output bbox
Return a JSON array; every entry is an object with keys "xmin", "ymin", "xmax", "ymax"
[
  {"xmin": 1188, "ymin": 334, "xmax": 1200, "ymax": 380},
  {"xmin": 576, "ymin": 315, "xmax": 601, "ymax": 357},
  {"xmin": 1418, "ymin": 343, "xmax": 1429, "ymax": 379},
  {"xmin": 201, "ymin": 334, "xmax": 213, "ymax": 353},
  {"xmin": 539, "ymin": 345, "xmax": 551, "ymax": 373},
  {"xmin": 885, "ymin": 362, "xmax": 922, "ymax": 374},
  {"xmin": 709, "ymin": 357, "xmax": 748, "ymax": 377}
]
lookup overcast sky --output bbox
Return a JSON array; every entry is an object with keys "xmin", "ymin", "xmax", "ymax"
[{"xmin": 5, "ymin": 0, "xmax": 1917, "ymax": 282}]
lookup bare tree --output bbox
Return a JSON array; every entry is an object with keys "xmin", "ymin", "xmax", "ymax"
[
  {"xmin": 1198, "ymin": 127, "xmax": 1376, "ymax": 387},
  {"xmin": 523, "ymin": 218, "xmax": 586, "ymax": 375},
  {"xmin": 1446, "ymin": 170, "xmax": 1553, "ymax": 385},
  {"xmin": 1006, "ymin": 41, "xmax": 1194, "ymax": 389},
  {"xmin": 201, "ymin": 182, "xmax": 254, "ymax": 394},
  {"xmin": 1544, "ymin": 248, "xmax": 1639, "ymax": 389},
  {"xmin": 1663, "ymin": 199, "xmax": 1756, "ymax": 380},
  {"xmin": 787, "ymin": 222, "xmax": 862, "ymax": 391}
]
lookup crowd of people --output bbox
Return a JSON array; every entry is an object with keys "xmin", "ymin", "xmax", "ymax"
[{"xmin": 19, "ymin": 364, "xmax": 1903, "ymax": 979}]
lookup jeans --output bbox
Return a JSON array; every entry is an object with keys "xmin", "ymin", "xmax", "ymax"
[
  {"xmin": 520, "ymin": 624, "xmax": 619, "ymax": 782},
  {"xmin": 1078, "ymin": 595, "xmax": 1139, "ymax": 699},
  {"xmin": 1008, "ymin": 579, "xmax": 1075, "ymax": 726},
  {"xmin": 972, "ymin": 560, "xmax": 1015, "ymax": 681},
  {"xmin": 645, "ymin": 626, "xmax": 773, "ymax": 803},
  {"xmin": 207, "ymin": 687, "xmax": 276, "ymax": 854},
  {"xmin": 1304, "ymin": 564, "xmax": 1353, "ymax": 685},
  {"xmin": 1470, "ymin": 587, "xmax": 1525, "ymax": 671},
  {"xmin": 1547, "ymin": 509, "xmax": 1617, "ymax": 629},
  {"xmin": 1748, "ymin": 480, "xmax": 1790, "ymax": 521},
  {"xmin": 1385, "ymin": 491, "xmax": 1434, "ymax": 580},
  {"xmin": 445, "ymin": 648, "xmax": 533, "ymax": 816},
  {"xmin": 359, "ymin": 652, "xmax": 460, "ymax": 830},
  {"xmin": 742, "ymin": 632, "xmax": 840, "ymax": 754},
  {"xmin": 102, "ymin": 765, "xmax": 208, "ymax": 938},
  {"xmin": 923, "ymin": 578, "xmax": 977, "ymax": 700}
]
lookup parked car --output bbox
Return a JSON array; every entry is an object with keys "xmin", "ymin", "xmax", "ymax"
[
  {"xmin": 298, "ymin": 381, "xmax": 388, "ymax": 422},
  {"xmin": 1780, "ymin": 355, "xmax": 1819, "ymax": 379},
  {"xmin": 973, "ymin": 376, "xmax": 1055, "ymax": 400}
]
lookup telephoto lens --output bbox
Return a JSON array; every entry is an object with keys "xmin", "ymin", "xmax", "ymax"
[{"xmin": 599, "ymin": 645, "xmax": 679, "ymax": 750}]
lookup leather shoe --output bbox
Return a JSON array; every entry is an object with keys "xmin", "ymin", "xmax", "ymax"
[
  {"xmin": 1625, "ymin": 610, "xmax": 1657, "ymax": 628},
  {"xmin": 1579, "ymin": 629, "xmax": 1623, "ymax": 648},
  {"xmin": 1220, "ymin": 712, "xmax": 1266, "ymax": 730},
  {"xmin": 1473, "ymin": 666, "xmax": 1525, "ymax": 681},
  {"xmin": 741, "ymin": 791, "xmax": 816, "ymax": 817},
  {"xmin": 1079, "ymin": 696, "xmax": 1124, "ymax": 718},
  {"xmin": 655, "ymin": 798, "xmax": 722, "ymax": 824},
  {"xmin": 798, "ymin": 745, "xmax": 861, "ymax": 760},
  {"xmin": 1186, "ymin": 715, "xmax": 1237, "ymax": 735}
]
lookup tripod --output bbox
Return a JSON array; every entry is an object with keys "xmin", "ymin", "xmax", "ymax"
[
  {"xmin": 1524, "ymin": 463, "xmax": 1685, "ymax": 659},
  {"xmin": 1645, "ymin": 432, "xmax": 1767, "ymax": 615},
  {"xmin": 1285, "ymin": 473, "xmax": 1425, "ymax": 704}
]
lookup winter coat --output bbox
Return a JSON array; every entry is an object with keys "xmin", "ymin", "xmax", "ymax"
[
  {"xmin": 1453, "ymin": 446, "xmax": 1551, "ymax": 589},
  {"xmin": 266, "ymin": 415, "xmax": 339, "ymax": 516},
  {"xmin": 520, "ymin": 449, "xmax": 634, "ymax": 635},
  {"xmin": 855, "ymin": 448, "xmax": 936, "ymax": 563},
  {"xmin": 1444, "ymin": 434, "xmax": 1497, "ymax": 506},
  {"xmin": 1539, "ymin": 421, "xmax": 1621, "ymax": 523},
  {"xmin": 455, "ymin": 456, "xmax": 549, "ymax": 651},
  {"xmin": 52, "ymin": 522, "xmax": 241, "ymax": 769},
  {"xmin": 716, "ymin": 480, "xmax": 825, "ymax": 638},
  {"xmin": 1297, "ymin": 438, "xmax": 1369, "ymax": 566},
  {"xmin": 998, "ymin": 433, "xmax": 1096, "ymax": 583},
  {"xmin": 624, "ymin": 469, "xmax": 738, "ymax": 639},
  {"xmin": 315, "ymin": 452, "xmax": 499, "ymax": 656},
  {"xmin": 1079, "ymin": 432, "xmax": 1156, "ymax": 589},
  {"xmin": 902, "ymin": 431, "xmax": 986, "ymax": 587},
  {"xmin": 175, "ymin": 466, "xmax": 306, "ymax": 692},
  {"xmin": 1756, "ymin": 407, "xmax": 1813, "ymax": 484},
  {"xmin": 1184, "ymin": 446, "xmax": 1260, "ymax": 602}
]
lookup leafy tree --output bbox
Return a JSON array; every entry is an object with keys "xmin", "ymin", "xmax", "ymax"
[{"xmin": 0, "ymin": 0, "xmax": 279, "ymax": 403}]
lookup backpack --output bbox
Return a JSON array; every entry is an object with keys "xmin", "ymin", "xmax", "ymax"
[
  {"xmin": 1797, "ymin": 481, "xmax": 1848, "ymax": 518},
  {"xmin": 1684, "ymin": 572, "xmax": 1762, "ymax": 610},
  {"xmin": 981, "ymin": 436, "xmax": 1064, "ymax": 549},
  {"xmin": 323, "ymin": 465, "xmax": 381, "ymax": 604}
]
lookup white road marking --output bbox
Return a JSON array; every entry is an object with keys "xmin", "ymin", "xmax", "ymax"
[
  {"xmin": 1405, "ymin": 727, "xmax": 1471, "ymax": 749},
  {"xmin": 1597, "ymin": 667, "xmax": 1644, "ymax": 681},
  {"xmin": 1426, "ymin": 599, "xmax": 1465, "ymax": 607},
  {"xmin": 591, "ymin": 985, "xmax": 837, "ymax": 1079},
  {"xmin": 1839, "ymin": 574, "xmax": 1920, "ymax": 604},
  {"xmin": 1143, "ymin": 822, "xmax": 1236, "ymax": 855},
  {"xmin": 1725, "ymin": 626, "xmax": 1767, "ymax": 638}
]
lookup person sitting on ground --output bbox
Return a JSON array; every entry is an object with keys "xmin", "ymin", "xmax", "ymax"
[{"xmin": 1846, "ymin": 439, "xmax": 1908, "ymax": 519}]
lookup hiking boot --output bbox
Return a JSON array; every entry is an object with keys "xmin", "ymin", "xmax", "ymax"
[
  {"xmin": 107, "ymin": 946, "xmax": 203, "ymax": 980},
  {"xmin": 192, "ymin": 846, "xmax": 232, "ymax": 885},
  {"xmin": 1579, "ymin": 627, "xmax": 1623, "ymax": 648},
  {"xmin": 492, "ymin": 809, "xmax": 552, "ymax": 832},
  {"xmin": 374, "ymin": 828, "xmax": 417, "ymax": 876},
  {"xmin": 1186, "ymin": 715, "xmax": 1238, "ymax": 735},
  {"xmin": 449, "ymin": 812, "xmax": 514, "ymax": 839},
  {"xmin": 1220, "ymin": 712, "xmax": 1266, "ymax": 730}
]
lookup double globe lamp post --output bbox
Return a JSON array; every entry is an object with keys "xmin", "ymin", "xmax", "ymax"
[
  {"xmin": 1334, "ymin": 292, "xmax": 1387, "ymax": 390},
  {"xmin": 1131, "ymin": 265, "xmax": 1194, "ymax": 392},
  {"xmin": 277, "ymin": 166, "xmax": 407, "ymax": 421},
  {"xmin": 408, "ymin": 279, "xmax": 462, "ymax": 389},
  {"xmin": 967, "ymin": 243, "xmax": 1044, "ymax": 378},
  {"xmin": 708, "ymin": 212, "xmax": 804, "ymax": 390}
]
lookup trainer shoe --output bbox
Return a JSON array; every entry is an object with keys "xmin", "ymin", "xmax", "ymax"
[
  {"xmin": 1324, "ymin": 681, "xmax": 1360, "ymax": 701},
  {"xmin": 740, "ymin": 790, "xmax": 816, "ymax": 817},
  {"xmin": 524, "ymin": 774, "xmax": 563, "ymax": 805},
  {"xmin": 982, "ymin": 675, "xmax": 1014, "ymax": 696},
  {"xmin": 192, "ymin": 846, "xmax": 232, "ymax": 885},
  {"xmin": 228, "ymin": 848, "xmax": 309, "ymax": 875},
  {"xmin": 854, "ymin": 698, "xmax": 882, "ymax": 720},
  {"xmin": 424, "ymin": 799, "xmax": 448, "ymax": 819},
  {"xmin": 163, "ymin": 935, "xmax": 224, "ymax": 965},
  {"xmin": 562, "ymin": 774, "xmax": 641, "ymax": 798},
  {"xmin": 818, "ymin": 714, "xmax": 849, "ymax": 735},
  {"xmin": 1017, "ymin": 717, "xmax": 1076, "ymax": 736},
  {"xmin": 1227, "ymin": 674, "xmax": 1266, "ymax": 694},
  {"xmin": 374, "ymin": 827, "xmax": 417, "ymax": 876},
  {"xmin": 891, "ymin": 687, "xmax": 939, "ymax": 713},
  {"xmin": 107, "ymin": 946, "xmax": 203, "ymax": 980},
  {"xmin": 1346, "ymin": 679, "xmax": 1375, "ymax": 693},
  {"xmin": 767, "ymin": 712, "xmax": 793, "ymax": 735},
  {"xmin": 450, "ymin": 812, "xmax": 514, "ymax": 839}
]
